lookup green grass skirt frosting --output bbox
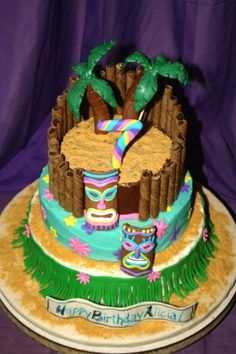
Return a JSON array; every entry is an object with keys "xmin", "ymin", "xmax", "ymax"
[{"xmin": 13, "ymin": 193, "xmax": 218, "ymax": 307}]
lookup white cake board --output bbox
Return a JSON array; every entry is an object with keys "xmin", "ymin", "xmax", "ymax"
[{"xmin": 0, "ymin": 183, "xmax": 235, "ymax": 354}]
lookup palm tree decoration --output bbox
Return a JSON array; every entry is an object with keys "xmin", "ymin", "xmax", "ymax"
[
  {"xmin": 67, "ymin": 40, "xmax": 118, "ymax": 132},
  {"xmin": 123, "ymin": 52, "xmax": 189, "ymax": 119}
]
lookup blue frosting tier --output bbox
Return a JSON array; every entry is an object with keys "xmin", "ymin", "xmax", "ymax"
[{"xmin": 39, "ymin": 166, "xmax": 193, "ymax": 262}]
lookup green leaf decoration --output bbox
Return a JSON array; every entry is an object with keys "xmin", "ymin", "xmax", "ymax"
[
  {"xmin": 87, "ymin": 40, "xmax": 117, "ymax": 72},
  {"xmin": 67, "ymin": 40, "xmax": 117, "ymax": 119},
  {"xmin": 177, "ymin": 65, "xmax": 190, "ymax": 86},
  {"xmin": 72, "ymin": 62, "xmax": 87, "ymax": 76},
  {"xmin": 125, "ymin": 51, "xmax": 151, "ymax": 70},
  {"xmin": 67, "ymin": 78, "xmax": 87, "ymax": 120},
  {"xmin": 134, "ymin": 71, "xmax": 158, "ymax": 111},
  {"xmin": 90, "ymin": 76, "xmax": 117, "ymax": 108},
  {"xmin": 154, "ymin": 55, "xmax": 189, "ymax": 86},
  {"xmin": 125, "ymin": 52, "xmax": 189, "ymax": 112},
  {"xmin": 153, "ymin": 53, "xmax": 168, "ymax": 69}
]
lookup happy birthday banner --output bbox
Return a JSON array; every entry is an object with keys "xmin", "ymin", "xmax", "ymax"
[{"xmin": 47, "ymin": 297, "xmax": 196, "ymax": 328}]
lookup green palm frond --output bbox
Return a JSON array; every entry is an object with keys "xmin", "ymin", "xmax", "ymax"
[
  {"xmin": 87, "ymin": 40, "xmax": 117, "ymax": 71},
  {"xmin": 134, "ymin": 71, "xmax": 158, "ymax": 111},
  {"xmin": 153, "ymin": 54, "xmax": 168, "ymax": 69},
  {"xmin": 72, "ymin": 62, "xmax": 87, "ymax": 76},
  {"xmin": 125, "ymin": 51, "xmax": 151, "ymax": 70},
  {"xmin": 126, "ymin": 52, "xmax": 189, "ymax": 112},
  {"xmin": 67, "ymin": 41, "xmax": 117, "ymax": 119},
  {"xmin": 67, "ymin": 78, "xmax": 87, "ymax": 120},
  {"xmin": 154, "ymin": 54, "xmax": 189, "ymax": 86},
  {"xmin": 90, "ymin": 76, "xmax": 117, "ymax": 108}
]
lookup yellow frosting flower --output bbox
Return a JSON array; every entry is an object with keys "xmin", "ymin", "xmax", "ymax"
[
  {"xmin": 43, "ymin": 174, "xmax": 49, "ymax": 184},
  {"xmin": 50, "ymin": 226, "xmax": 58, "ymax": 238},
  {"xmin": 64, "ymin": 215, "xmax": 77, "ymax": 227},
  {"xmin": 167, "ymin": 206, "xmax": 172, "ymax": 212}
]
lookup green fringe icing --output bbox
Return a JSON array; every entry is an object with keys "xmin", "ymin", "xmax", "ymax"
[{"xmin": 12, "ymin": 194, "xmax": 219, "ymax": 307}]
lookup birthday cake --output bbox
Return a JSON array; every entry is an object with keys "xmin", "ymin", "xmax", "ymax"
[{"xmin": 13, "ymin": 41, "xmax": 218, "ymax": 326}]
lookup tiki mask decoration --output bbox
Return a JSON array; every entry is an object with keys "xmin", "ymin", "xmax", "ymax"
[
  {"xmin": 83, "ymin": 170, "xmax": 119, "ymax": 233},
  {"xmin": 121, "ymin": 223, "xmax": 156, "ymax": 276}
]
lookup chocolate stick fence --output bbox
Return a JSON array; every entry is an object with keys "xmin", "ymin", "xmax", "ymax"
[
  {"xmin": 115, "ymin": 63, "xmax": 126, "ymax": 114},
  {"xmin": 57, "ymin": 95, "xmax": 67, "ymax": 137},
  {"xmin": 159, "ymin": 169, "xmax": 169, "ymax": 212},
  {"xmin": 65, "ymin": 170, "xmax": 74, "ymax": 212},
  {"xmin": 73, "ymin": 168, "xmax": 84, "ymax": 218},
  {"xmin": 58, "ymin": 161, "xmax": 69, "ymax": 208},
  {"xmin": 150, "ymin": 173, "xmax": 161, "ymax": 218},
  {"xmin": 139, "ymin": 170, "xmax": 152, "ymax": 221},
  {"xmin": 160, "ymin": 85, "xmax": 172, "ymax": 132},
  {"xmin": 52, "ymin": 154, "xmax": 64, "ymax": 201},
  {"xmin": 165, "ymin": 160, "xmax": 177, "ymax": 207}
]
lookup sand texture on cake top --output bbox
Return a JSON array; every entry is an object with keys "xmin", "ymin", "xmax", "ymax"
[{"xmin": 61, "ymin": 118, "xmax": 172, "ymax": 184}]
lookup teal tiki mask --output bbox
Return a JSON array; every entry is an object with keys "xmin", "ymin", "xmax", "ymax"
[{"xmin": 83, "ymin": 170, "xmax": 119, "ymax": 232}]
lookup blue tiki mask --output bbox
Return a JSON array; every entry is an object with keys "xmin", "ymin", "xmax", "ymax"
[{"xmin": 121, "ymin": 223, "xmax": 156, "ymax": 276}]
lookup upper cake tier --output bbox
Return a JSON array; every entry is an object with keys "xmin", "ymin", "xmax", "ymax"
[
  {"xmin": 47, "ymin": 84, "xmax": 188, "ymax": 222},
  {"xmin": 46, "ymin": 40, "xmax": 189, "ymax": 235}
]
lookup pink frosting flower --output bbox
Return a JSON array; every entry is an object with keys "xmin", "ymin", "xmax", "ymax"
[
  {"xmin": 76, "ymin": 272, "xmax": 90, "ymax": 284},
  {"xmin": 42, "ymin": 188, "xmax": 54, "ymax": 202},
  {"xmin": 147, "ymin": 271, "xmax": 161, "ymax": 283},
  {"xmin": 68, "ymin": 237, "xmax": 91, "ymax": 257},
  {"xmin": 24, "ymin": 224, "xmax": 31, "ymax": 238},
  {"xmin": 202, "ymin": 228, "xmax": 209, "ymax": 242},
  {"xmin": 40, "ymin": 205, "xmax": 47, "ymax": 220},
  {"xmin": 153, "ymin": 219, "xmax": 170, "ymax": 239}
]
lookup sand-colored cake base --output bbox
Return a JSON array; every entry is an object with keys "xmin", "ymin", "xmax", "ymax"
[{"xmin": 0, "ymin": 182, "xmax": 235, "ymax": 353}]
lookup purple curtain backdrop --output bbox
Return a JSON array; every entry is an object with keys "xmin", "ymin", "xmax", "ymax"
[
  {"xmin": 0, "ymin": 0, "xmax": 235, "ymax": 217},
  {"xmin": 0, "ymin": 0, "xmax": 235, "ymax": 353}
]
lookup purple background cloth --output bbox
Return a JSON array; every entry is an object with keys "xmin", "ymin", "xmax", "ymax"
[{"xmin": 0, "ymin": 0, "xmax": 235, "ymax": 353}]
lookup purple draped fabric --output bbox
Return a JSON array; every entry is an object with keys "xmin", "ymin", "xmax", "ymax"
[
  {"xmin": 0, "ymin": 0, "xmax": 235, "ymax": 353},
  {"xmin": 0, "ymin": 0, "xmax": 235, "ymax": 217}
]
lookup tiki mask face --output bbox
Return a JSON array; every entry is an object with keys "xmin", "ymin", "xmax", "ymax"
[
  {"xmin": 121, "ymin": 223, "xmax": 156, "ymax": 276},
  {"xmin": 83, "ymin": 170, "xmax": 119, "ymax": 231}
]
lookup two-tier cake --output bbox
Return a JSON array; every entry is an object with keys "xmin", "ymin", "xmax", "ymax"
[{"xmin": 13, "ymin": 40, "xmax": 218, "ymax": 327}]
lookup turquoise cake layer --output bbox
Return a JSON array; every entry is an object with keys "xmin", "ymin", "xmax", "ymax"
[{"xmin": 38, "ymin": 165, "xmax": 193, "ymax": 262}]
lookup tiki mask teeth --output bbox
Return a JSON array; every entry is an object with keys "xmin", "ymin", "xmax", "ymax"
[
  {"xmin": 122, "ymin": 252, "xmax": 150, "ymax": 269},
  {"xmin": 85, "ymin": 208, "xmax": 118, "ymax": 226},
  {"xmin": 91, "ymin": 213, "xmax": 114, "ymax": 219}
]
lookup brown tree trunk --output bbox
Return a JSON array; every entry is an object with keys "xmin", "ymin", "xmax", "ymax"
[
  {"xmin": 123, "ymin": 68, "xmax": 143, "ymax": 120},
  {"xmin": 86, "ymin": 85, "xmax": 110, "ymax": 134}
]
